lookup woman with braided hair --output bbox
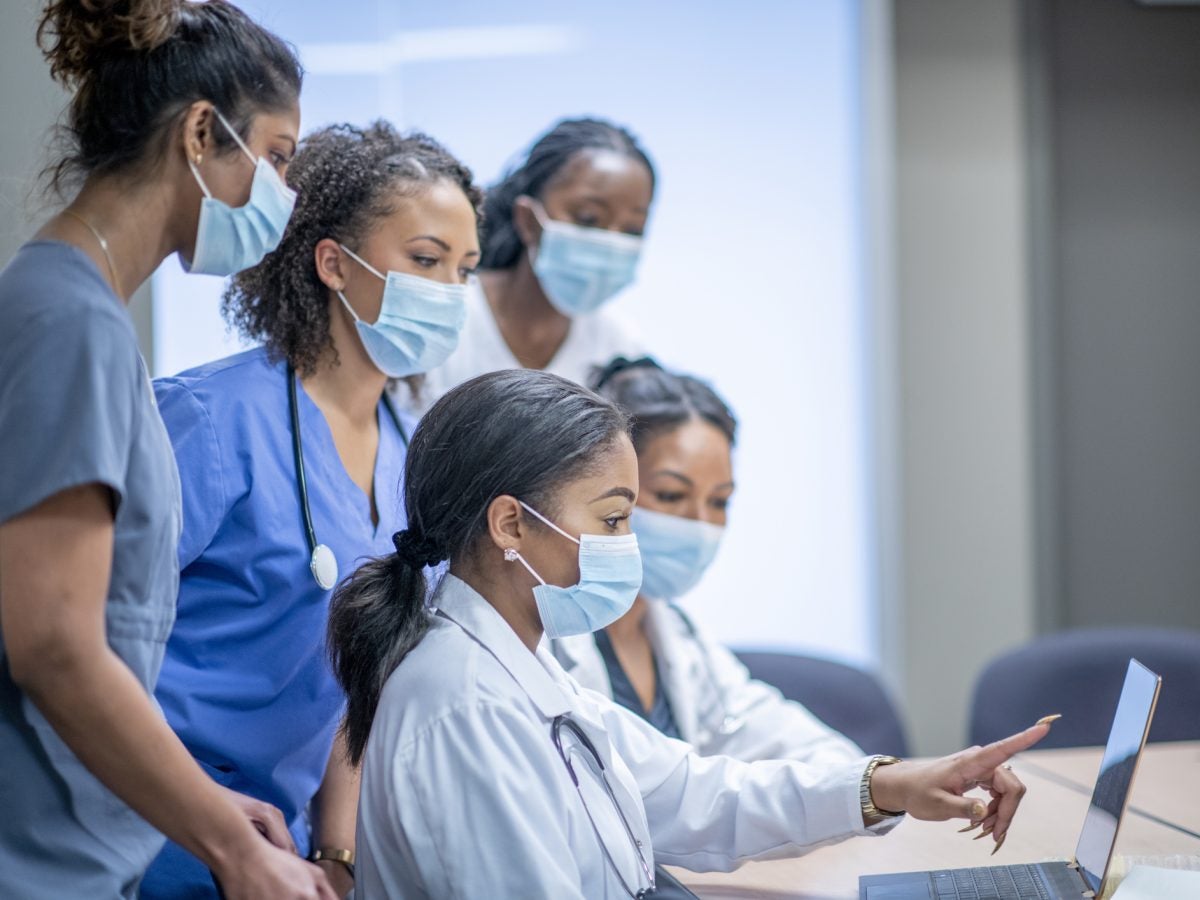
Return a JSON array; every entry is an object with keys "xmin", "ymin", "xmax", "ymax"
[
  {"xmin": 145, "ymin": 120, "xmax": 482, "ymax": 898},
  {"xmin": 411, "ymin": 117, "xmax": 655, "ymax": 410},
  {"xmin": 0, "ymin": 1, "xmax": 337, "ymax": 897}
]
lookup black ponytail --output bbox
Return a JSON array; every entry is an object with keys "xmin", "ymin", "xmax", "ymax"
[
  {"xmin": 329, "ymin": 369, "xmax": 629, "ymax": 764},
  {"xmin": 479, "ymin": 117, "xmax": 655, "ymax": 270}
]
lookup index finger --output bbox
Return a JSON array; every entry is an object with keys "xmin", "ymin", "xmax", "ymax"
[{"xmin": 961, "ymin": 722, "xmax": 1051, "ymax": 779}]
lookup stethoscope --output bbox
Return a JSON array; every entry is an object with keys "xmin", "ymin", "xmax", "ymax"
[
  {"xmin": 671, "ymin": 605, "xmax": 746, "ymax": 738},
  {"xmin": 551, "ymin": 715, "xmax": 656, "ymax": 898},
  {"xmin": 287, "ymin": 365, "xmax": 409, "ymax": 590}
]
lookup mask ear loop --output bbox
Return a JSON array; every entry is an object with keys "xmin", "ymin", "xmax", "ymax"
[
  {"xmin": 504, "ymin": 547, "xmax": 546, "ymax": 585},
  {"xmin": 212, "ymin": 107, "xmax": 259, "ymax": 168},
  {"xmin": 518, "ymin": 501, "xmax": 581, "ymax": 546},
  {"xmin": 188, "ymin": 157, "xmax": 214, "ymax": 200},
  {"xmin": 335, "ymin": 244, "xmax": 388, "ymax": 328},
  {"xmin": 338, "ymin": 243, "xmax": 387, "ymax": 281}
]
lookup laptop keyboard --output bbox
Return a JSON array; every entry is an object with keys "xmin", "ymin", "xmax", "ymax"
[{"xmin": 928, "ymin": 865, "xmax": 1052, "ymax": 899}]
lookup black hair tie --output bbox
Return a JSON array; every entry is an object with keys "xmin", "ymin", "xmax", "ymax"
[
  {"xmin": 392, "ymin": 529, "xmax": 445, "ymax": 569},
  {"xmin": 593, "ymin": 355, "xmax": 663, "ymax": 391}
]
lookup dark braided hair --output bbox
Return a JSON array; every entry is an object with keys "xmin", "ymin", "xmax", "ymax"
[
  {"xmin": 589, "ymin": 356, "xmax": 737, "ymax": 454},
  {"xmin": 222, "ymin": 121, "xmax": 483, "ymax": 377},
  {"xmin": 37, "ymin": 0, "xmax": 301, "ymax": 196},
  {"xmin": 480, "ymin": 117, "xmax": 655, "ymax": 270}
]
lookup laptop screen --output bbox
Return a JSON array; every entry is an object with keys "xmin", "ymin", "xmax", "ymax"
[{"xmin": 1073, "ymin": 659, "xmax": 1161, "ymax": 892}]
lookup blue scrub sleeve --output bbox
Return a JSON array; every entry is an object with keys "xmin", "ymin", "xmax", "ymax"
[
  {"xmin": 0, "ymin": 305, "xmax": 139, "ymax": 523},
  {"xmin": 154, "ymin": 379, "xmax": 228, "ymax": 570}
]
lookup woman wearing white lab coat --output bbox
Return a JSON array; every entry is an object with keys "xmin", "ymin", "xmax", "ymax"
[
  {"xmin": 328, "ymin": 369, "xmax": 1055, "ymax": 898},
  {"xmin": 406, "ymin": 118, "xmax": 651, "ymax": 412},
  {"xmin": 553, "ymin": 358, "xmax": 864, "ymax": 765}
]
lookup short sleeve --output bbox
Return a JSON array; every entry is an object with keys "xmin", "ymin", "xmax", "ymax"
[
  {"xmin": 0, "ymin": 305, "xmax": 141, "ymax": 523},
  {"xmin": 153, "ymin": 379, "xmax": 228, "ymax": 570}
]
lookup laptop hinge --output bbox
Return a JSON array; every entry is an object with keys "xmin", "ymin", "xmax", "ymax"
[{"xmin": 1065, "ymin": 860, "xmax": 1095, "ymax": 898}]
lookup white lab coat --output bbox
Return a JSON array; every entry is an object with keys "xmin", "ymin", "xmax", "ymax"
[
  {"xmin": 552, "ymin": 600, "xmax": 865, "ymax": 766},
  {"xmin": 356, "ymin": 576, "xmax": 898, "ymax": 899}
]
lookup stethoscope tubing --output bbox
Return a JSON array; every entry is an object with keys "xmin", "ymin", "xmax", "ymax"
[{"xmin": 286, "ymin": 364, "xmax": 409, "ymax": 586}]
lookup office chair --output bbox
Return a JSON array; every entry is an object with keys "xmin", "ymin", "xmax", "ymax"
[
  {"xmin": 969, "ymin": 626, "xmax": 1200, "ymax": 749},
  {"xmin": 732, "ymin": 650, "xmax": 910, "ymax": 757}
]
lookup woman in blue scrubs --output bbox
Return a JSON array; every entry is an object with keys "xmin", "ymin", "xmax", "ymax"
[{"xmin": 144, "ymin": 122, "xmax": 483, "ymax": 899}]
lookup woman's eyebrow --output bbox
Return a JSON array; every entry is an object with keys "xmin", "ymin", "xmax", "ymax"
[
  {"xmin": 589, "ymin": 486, "xmax": 636, "ymax": 503},
  {"xmin": 650, "ymin": 469, "xmax": 694, "ymax": 487},
  {"xmin": 406, "ymin": 235, "xmax": 451, "ymax": 251}
]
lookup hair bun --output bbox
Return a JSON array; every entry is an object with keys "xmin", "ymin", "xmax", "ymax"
[{"xmin": 39, "ymin": 0, "xmax": 182, "ymax": 87}]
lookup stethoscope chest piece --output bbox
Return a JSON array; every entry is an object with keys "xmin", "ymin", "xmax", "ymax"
[{"xmin": 310, "ymin": 543, "xmax": 339, "ymax": 591}]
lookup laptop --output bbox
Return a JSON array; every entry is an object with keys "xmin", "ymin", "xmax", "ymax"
[{"xmin": 859, "ymin": 658, "xmax": 1162, "ymax": 900}]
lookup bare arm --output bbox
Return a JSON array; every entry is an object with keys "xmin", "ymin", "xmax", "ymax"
[
  {"xmin": 310, "ymin": 730, "xmax": 361, "ymax": 898},
  {"xmin": 0, "ymin": 485, "xmax": 335, "ymax": 900}
]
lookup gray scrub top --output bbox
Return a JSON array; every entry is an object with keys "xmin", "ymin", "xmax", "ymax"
[{"xmin": 0, "ymin": 241, "xmax": 182, "ymax": 898}]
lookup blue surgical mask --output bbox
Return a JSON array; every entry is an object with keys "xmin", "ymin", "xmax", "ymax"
[
  {"xmin": 506, "ymin": 501, "xmax": 642, "ymax": 639},
  {"xmin": 337, "ymin": 244, "xmax": 468, "ymax": 378},
  {"xmin": 632, "ymin": 507, "xmax": 725, "ymax": 601},
  {"xmin": 529, "ymin": 201, "xmax": 643, "ymax": 316},
  {"xmin": 183, "ymin": 108, "xmax": 296, "ymax": 276}
]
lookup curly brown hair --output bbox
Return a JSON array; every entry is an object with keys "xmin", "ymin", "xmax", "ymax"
[{"xmin": 222, "ymin": 121, "xmax": 484, "ymax": 377}]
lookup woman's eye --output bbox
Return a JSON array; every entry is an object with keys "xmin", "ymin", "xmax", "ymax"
[
  {"xmin": 654, "ymin": 491, "xmax": 685, "ymax": 504},
  {"xmin": 574, "ymin": 215, "xmax": 600, "ymax": 228},
  {"xmin": 459, "ymin": 267, "xmax": 477, "ymax": 281},
  {"xmin": 604, "ymin": 515, "xmax": 628, "ymax": 531},
  {"xmin": 710, "ymin": 497, "xmax": 730, "ymax": 511},
  {"xmin": 413, "ymin": 255, "xmax": 438, "ymax": 268}
]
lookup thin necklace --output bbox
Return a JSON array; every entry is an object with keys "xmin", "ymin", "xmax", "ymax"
[{"xmin": 64, "ymin": 209, "xmax": 123, "ymax": 298}]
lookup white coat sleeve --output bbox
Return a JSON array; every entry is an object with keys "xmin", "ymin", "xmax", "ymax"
[
  {"xmin": 600, "ymin": 700, "xmax": 898, "ymax": 873},
  {"xmin": 696, "ymin": 636, "xmax": 866, "ymax": 765},
  {"xmin": 387, "ymin": 700, "xmax": 587, "ymax": 899}
]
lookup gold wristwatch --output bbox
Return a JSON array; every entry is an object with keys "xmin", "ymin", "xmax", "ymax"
[
  {"xmin": 860, "ymin": 755, "xmax": 905, "ymax": 825},
  {"xmin": 309, "ymin": 847, "xmax": 355, "ymax": 879}
]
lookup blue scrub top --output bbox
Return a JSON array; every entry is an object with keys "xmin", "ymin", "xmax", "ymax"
[{"xmin": 151, "ymin": 347, "xmax": 410, "ymax": 850}]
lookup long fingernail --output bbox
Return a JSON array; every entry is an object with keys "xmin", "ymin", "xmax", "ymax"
[
  {"xmin": 1035, "ymin": 714, "xmax": 1062, "ymax": 727},
  {"xmin": 973, "ymin": 825, "xmax": 994, "ymax": 840},
  {"xmin": 990, "ymin": 833, "xmax": 1007, "ymax": 855},
  {"xmin": 959, "ymin": 821, "xmax": 982, "ymax": 833}
]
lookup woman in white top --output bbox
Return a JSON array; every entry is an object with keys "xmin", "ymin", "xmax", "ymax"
[
  {"xmin": 329, "ymin": 369, "xmax": 1054, "ymax": 898},
  {"xmin": 552, "ymin": 357, "xmax": 864, "ymax": 767},
  {"xmin": 414, "ymin": 118, "xmax": 651, "ymax": 408}
]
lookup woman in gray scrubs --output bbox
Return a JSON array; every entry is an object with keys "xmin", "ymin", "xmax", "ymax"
[{"xmin": 0, "ymin": 2, "xmax": 334, "ymax": 898}]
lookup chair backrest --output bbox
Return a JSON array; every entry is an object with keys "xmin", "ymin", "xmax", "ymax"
[
  {"xmin": 732, "ymin": 650, "xmax": 910, "ymax": 757},
  {"xmin": 969, "ymin": 626, "xmax": 1200, "ymax": 749}
]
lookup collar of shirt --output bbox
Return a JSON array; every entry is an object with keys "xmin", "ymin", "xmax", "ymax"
[{"xmin": 433, "ymin": 574, "xmax": 572, "ymax": 721}]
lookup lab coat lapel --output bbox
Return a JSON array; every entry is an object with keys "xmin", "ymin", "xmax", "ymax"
[
  {"xmin": 645, "ymin": 601, "xmax": 704, "ymax": 745},
  {"xmin": 433, "ymin": 575, "xmax": 571, "ymax": 720},
  {"xmin": 549, "ymin": 633, "xmax": 615, "ymax": 700}
]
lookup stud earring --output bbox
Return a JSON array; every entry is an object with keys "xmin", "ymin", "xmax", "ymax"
[
  {"xmin": 195, "ymin": 154, "xmax": 203, "ymax": 165},
  {"xmin": 504, "ymin": 548, "xmax": 519, "ymax": 562}
]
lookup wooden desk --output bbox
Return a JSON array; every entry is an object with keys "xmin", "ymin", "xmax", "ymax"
[
  {"xmin": 1015, "ymin": 741, "xmax": 1200, "ymax": 837},
  {"xmin": 672, "ymin": 743, "xmax": 1200, "ymax": 899}
]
